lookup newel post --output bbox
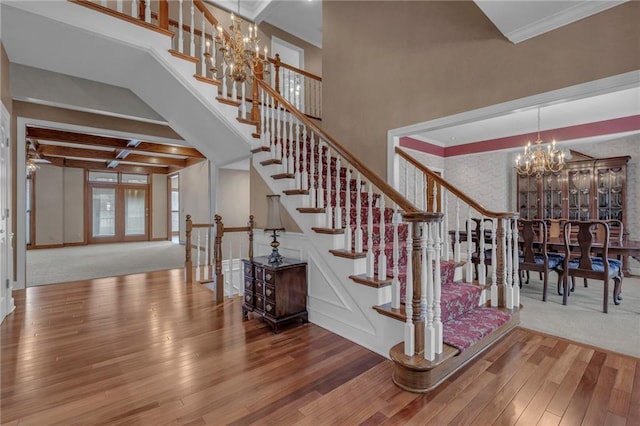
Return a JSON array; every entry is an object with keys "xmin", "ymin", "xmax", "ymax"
[
  {"xmin": 495, "ymin": 218, "xmax": 506, "ymax": 307},
  {"xmin": 185, "ymin": 214, "xmax": 193, "ymax": 283},
  {"xmin": 158, "ymin": 0, "xmax": 169, "ymax": 30},
  {"xmin": 274, "ymin": 54, "xmax": 281, "ymax": 94},
  {"xmin": 248, "ymin": 214, "xmax": 254, "ymax": 261},
  {"xmin": 214, "ymin": 214, "xmax": 224, "ymax": 303}
]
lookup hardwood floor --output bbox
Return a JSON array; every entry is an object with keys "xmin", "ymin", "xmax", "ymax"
[{"xmin": 1, "ymin": 269, "xmax": 638, "ymax": 425}]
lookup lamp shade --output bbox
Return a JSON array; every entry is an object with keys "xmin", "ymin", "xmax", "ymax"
[{"xmin": 265, "ymin": 195, "xmax": 285, "ymax": 231}]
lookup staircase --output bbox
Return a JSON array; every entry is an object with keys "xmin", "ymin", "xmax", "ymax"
[{"xmin": 13, "ymin": 0, "xmax": 521, "ymax": 393}]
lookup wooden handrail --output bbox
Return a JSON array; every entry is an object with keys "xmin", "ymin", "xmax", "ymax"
[
  {"xmin": 258, "ymin": 81, "xmax": 420, "ymax": 214},
  {"xmin": 268, "ymin": 55, "xmax": 322, "ymax": 82},
  {"xmin": 396, "ymin": 147, "xmax": 517, "ymax": 219}
]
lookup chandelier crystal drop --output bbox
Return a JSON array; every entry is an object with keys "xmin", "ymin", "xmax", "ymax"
[
  {"xmin": 212, "ymin": 0, "xmax": 269, "ymax": 83},
  {"xmin": 515, "ymin": 108, "xmax": 565, "ymax": 177}
]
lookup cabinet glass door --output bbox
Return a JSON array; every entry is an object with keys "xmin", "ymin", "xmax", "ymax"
[
  {"xmin": 542, "ymin": 172, "xmax": 563, "ymax": 219},
  {"xmin": 596, "ymin": 167, "xmax": 624, "ymax": 221},
  {"xmin": 567, "ymin": 169, "xmax": 592, "ymax": 220},
  {"xmin": 518, "ymin": 176, "xmax": 538, "ymax": 219}
]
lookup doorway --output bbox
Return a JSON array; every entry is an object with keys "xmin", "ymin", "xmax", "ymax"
[
  {"xmin": 88, "ymin": 171, "xmax": 149, "ymax": 243},
  {"xmin": 1, "ymin": 104, "xmax": 14, "ymax": 320},
  {"xmin": 271, "ymin": 36, "xmax": 304, "ymax": 109}
]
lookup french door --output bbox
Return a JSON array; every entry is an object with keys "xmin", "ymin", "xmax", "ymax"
[{"xmin": 89, "ymin": 184, "xmax": 149, "ymax": 243}]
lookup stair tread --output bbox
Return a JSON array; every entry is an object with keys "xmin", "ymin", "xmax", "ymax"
[
  {"xmin": 442, "ymin": 307, "xmax": 512, "ymax": 351},
  {"xmin": 312, "ymin": 227, "xmax": 344, "ymax": 235},
  {"xmin": 349, "ymin": 273, "xmax": 393, "ymax": 288}
]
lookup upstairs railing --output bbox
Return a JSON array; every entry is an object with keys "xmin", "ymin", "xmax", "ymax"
[
  {"xmin": 395, "ymin": 147, "xmax": 521, "ymax": 309},
  {"xmin": 185, "ymin": 214, "xmax": 254, "ymax": 303},
  {"xmin": 74, "ymin": 0, "xmax": 322, "ymax": 120}
]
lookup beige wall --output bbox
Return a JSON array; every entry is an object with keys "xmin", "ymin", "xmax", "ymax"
[
  {"xmin": 323, "ymin": 1, "xmax": 640, "ymax": 179},
  {"xmin": 151, "ymin": 173, "xmax": 168, "ymax": 240},
  {"xmin": 178, "ymin": 160, "xmax": 210, "ymax": 241},
  {"xmin": 34, "ymin": 165, "xmax": 64, "ymax": 246},
  {"xmin": 217, "ymin": 168, "xmax": 250, "ymax": 227},
  {"xmin": 62, "ymin": 168, "xmax": 85, "ymax": 244}
]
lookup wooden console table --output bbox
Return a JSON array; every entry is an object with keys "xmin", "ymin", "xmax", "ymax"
[{"xmin": 242, "ymin": 256, "xmax": 308, "ymax": 333}]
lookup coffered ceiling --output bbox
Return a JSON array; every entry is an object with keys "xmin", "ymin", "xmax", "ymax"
[{"xmin": 26, "ymin": 126, "xmax": 206, "ymax": 174}]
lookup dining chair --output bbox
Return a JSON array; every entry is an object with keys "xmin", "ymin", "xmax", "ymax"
[
  {"xmin": 469, "ymin": 217, "xmax": 493, "ymax": 280},
  {"xmin": 557, "ymin": 220, "xmax": 624, "ymax": 313},
  {"xmin": 518, "ymin": 219, "xmax": 564, "ymax": 302}
]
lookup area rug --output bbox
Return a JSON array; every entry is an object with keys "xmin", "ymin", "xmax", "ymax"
[
  {"xmin": 26, "ymin": 241, "xmax": 188, "ymax": 286},
  {"xmin": 519, "ymin": 272, "xmax": 640, "ymax": 358}
]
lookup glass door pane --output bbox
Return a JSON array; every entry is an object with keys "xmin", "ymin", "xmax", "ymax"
[
  {"xmin": 92, "ymin": 187, "xmax": 116, "ymax": 237},
  {"xmin": 124, "ymin": 188, "xmax": 146, "ymax": 236}
]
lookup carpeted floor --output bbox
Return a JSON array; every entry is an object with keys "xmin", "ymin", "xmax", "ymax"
[
  {"xmin": 519, "ymin": 271, "xmax": 640, "ymax": 358},
  {"xmin": 26, "ymin": 243, "xmax": 639, "ymax": 358},
  {"xmin": 26, "ymin": 241, "xmax": 188, "ymax": 286}
]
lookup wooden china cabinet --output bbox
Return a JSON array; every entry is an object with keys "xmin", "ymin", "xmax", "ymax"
[{"xmin": 516, "ymin": 151, "xmax": 631, "ymax": 235}]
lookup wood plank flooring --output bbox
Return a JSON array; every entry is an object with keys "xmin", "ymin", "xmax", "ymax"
[{"xmin": 1, "ymin": 269, "xmax": 638, "ymax": 425}]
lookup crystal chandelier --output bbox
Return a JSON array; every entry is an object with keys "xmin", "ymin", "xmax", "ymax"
[
  {"xmin": 213, "ymin": 0, "xmax": 269, "ymax": 83},
  {"xmin": 515, "ymin": 108, "xmax": 565, "ymax": 176}
]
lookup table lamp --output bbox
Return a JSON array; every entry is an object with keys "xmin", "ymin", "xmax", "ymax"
[{"xmin": 265, "ymin": 195, "xmax": 285, "ymax": 265}]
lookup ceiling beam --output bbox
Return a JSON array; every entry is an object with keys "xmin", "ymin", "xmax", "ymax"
[
  {"xmin": 39, "ymin": 145, "xmax": 187, "ymax": 167},
  {"xmin": 40, "ymin": 156, "xmax": 169, "ymax": 174},
  {"xmin": 26, "ymin": 127, "xmax": 204, "ymax": 158}
]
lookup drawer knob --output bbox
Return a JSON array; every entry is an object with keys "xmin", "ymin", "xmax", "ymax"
[
  {"xmin": 266, "ymin": 273, "xmax": 272, "ymax": 281},
  {"xmin": 245, "ymin": 295, "xmax": 250, "ymax": 301},
  {"xmin": 266, "ymin": 288, "xmax": 272, "ymax": 297},
  {"xmin": 266, "ymin": 304, "xmax": 273, "ymax": 312}
]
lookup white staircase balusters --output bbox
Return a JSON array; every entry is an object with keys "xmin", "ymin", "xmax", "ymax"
[
  {"xmin": 512, "ymin": 220, "xmax": 520, "ymax": 308},
  {"xmin": 200, "ymin": 14, "xmax": 207, "ymax": 77},
  {"xmin": 366, "ymin": 183, "xmax": 374, "ymax": 278},
  {"xmin": 377, "ymin": 196, "xmax": 386, "ymax": 279},
  {"xmin": 116, "ymin": 0, "xmax": 123, "ymax": 13},
  {"xmin": 301, "ymin": 125, "xmax": 308, "ymax": 192},
  {"xmin": 391, "ymin": 208, "xmax": 401, "ymax": 309},
  {"xmin": 231, "ymin": 80, "xmax": 238, "ymax": 109},
  {"xmin": 354, "ymin": 173, "xmax": 363, "ymax": 253},
  {"xmin": 344, "ymin": 169, "xmax": 352, "ymax": 251},
  {"xmin": 240, "ymin": 81, "xmax": 247, "ymax": 119},
  {"xmin": 443, "ymin": 188, "xmax": 450, "ymax": 261},
  {"xmin": 131, "ymin": 0, "xmax": 137, "ymax": 19},
  {"xmin": 144, "ymin": 0, "xmax": 150, "ymax": 23},
  {"xmin": 491, "ymin": 218, "xmax": 498, "ymax": 306},
  {"xmin": 221, "ymin": 61, "xmax": 228, "ymax": 99},
  {"xmin": 465, "ymin": 207, "xmax": 472, "ymax": 283},
  {"xmin": 478, "ymin": 215, "xmax": 486, "ymax": 286},
  {"xmin": 317, "ymin": 140, "xmax": 324, "ymax": 211},
  {"xmin": 324, "ymin": 144, "xmax": 333, "ymax": 227},
  {"xmin": 195, "ymin": 229, "xmax": 201, "ymax": 281},
  {"xmin": 287, "ymin": 115, "xmax": 295, "ymax": 176},
  {"xmin": 433, "ymin": 221, "xmax": 443, "ymax": 354},
  {"xmin": 260, "ymin": 88, "xmax": 267, "ymax": 147},
  {"xmin": 404, "ymin": 222, "xmax": 414, "ymax": 356},
  {"xmin": 309, "ymin": 133, "xmax": 317, "ymax": 208},
  {"xmin": 204, "ymin": 229, "xmax": 209, "ymax": 281},
  {"xmin": 100, "ymin": 0, "xmax": 107, "ymax": 7},
  {"xmin": 454, "ymin": 198, "xmax": 461, "ymax": 263},
  {"xmin": 424, "ymin": 222, "xmax": 435, "ymax": 361},
  {"xmin": 189, "ymin": 1, "xmax": 196, "ymax": 57},
  {"xmin": 178, "ymin": 0, "xmax": 184, "ymax": 53},
  {"xmin": 273, "ymin": 103, "xmax": 281, "ymax": 161},
  {"xmin": 334, "ymin": 157, "xmax": 342, "ymax": 230},
  {"xmin": 505, "ymin": 218, "xmax": 514, "ymax": 309},
  {"xmin": 403, "ymin": 158, "xmax": 409, "ymax": 200}
]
